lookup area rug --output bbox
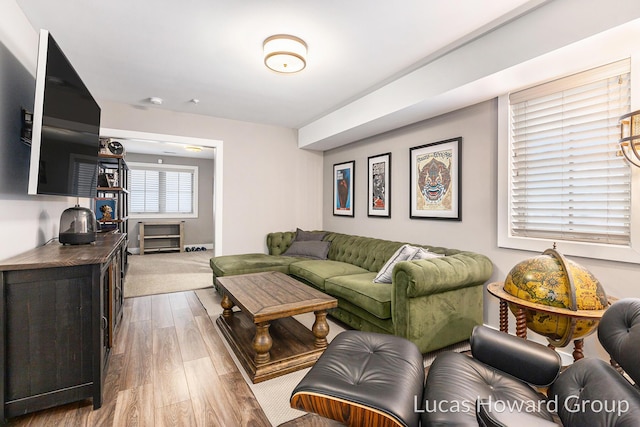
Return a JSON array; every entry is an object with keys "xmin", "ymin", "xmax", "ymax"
[
  {"xmin": 124, "ymin": 250, "xmax": 213, "ymax": 298},
  {"xmin": 195, "ymin": 287, "xmax": 345, "ymax": 426},
  {"xmin": 195, "ymin": 288, "xmax": 471, "ymax": 426}
]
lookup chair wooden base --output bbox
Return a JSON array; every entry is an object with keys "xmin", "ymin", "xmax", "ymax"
[{"xmin": 291, "ymin": 391, "xmax": 404, "ymax": 427}]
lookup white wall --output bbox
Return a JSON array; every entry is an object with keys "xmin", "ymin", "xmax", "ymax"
[
  {"xmin": 0, "ymin": 1, "xmax": 84, "ymax": 261},
  {"xmin": 323, "ymin": 100, "xmax": 640, "ymax": 359},
  {"xmin": 99, "ymin": 101, "xmax": 323, "ymax": 255}
]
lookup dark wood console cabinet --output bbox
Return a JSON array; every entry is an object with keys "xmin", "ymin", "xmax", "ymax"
[{"xmin": 0, "ymin": 233, "xmax": 126, "ymax": 421}]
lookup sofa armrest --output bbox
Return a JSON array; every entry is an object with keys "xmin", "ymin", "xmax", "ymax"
[
  {"xmin": 266, "ymin": 231, "xmax": 297, "ymax": 255},
  {"xmin": 392, "ymin": 251, "xmax": 493, "ymax": 298}
]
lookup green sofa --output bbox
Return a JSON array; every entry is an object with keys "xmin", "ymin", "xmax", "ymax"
[{"xmin": 209, "ymin": 231, "xmax": 493, "ymax": 354}]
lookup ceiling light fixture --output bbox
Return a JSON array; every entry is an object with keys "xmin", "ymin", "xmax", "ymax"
[
  {"xmin": 149, "ymin": 97, "xmax": 163, "ymax": 105},
  {"xmin": 263, "ymin": 35, "xmax": 307, "ymax": 74}
]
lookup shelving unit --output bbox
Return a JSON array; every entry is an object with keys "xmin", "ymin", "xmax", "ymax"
[
  {"xmin": 96, "ymin": 153, "xmax": 129, "ymax": 235},
  {"xmin": 96, "ymin": 153, "xmax": 129, "ymax": 274},
  {"xmin": 139, "ymin": 221, "xmax": 184, "ymax": 254}
]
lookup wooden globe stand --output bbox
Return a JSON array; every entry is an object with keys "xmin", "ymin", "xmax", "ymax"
[{"xmin": 487, "ymin": 282, "xmax": 614, "ymax": 362}]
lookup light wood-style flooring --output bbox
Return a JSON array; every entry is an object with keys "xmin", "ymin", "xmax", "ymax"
[{"xmin": 6, "ymin": 290, "xmax": 336, "ymax": 427}]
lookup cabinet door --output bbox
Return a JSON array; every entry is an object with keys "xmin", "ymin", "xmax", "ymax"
[
  {"xmin": 100, "ymin": 263, "xmax": 111, "ymax": 366},
  {"xmin": 113, "ymin": 248, "xmax": 124, "ymax": 333},
  {"xmin": 3, "ymin": 266, "xmax": 96, "ymax": 416}
]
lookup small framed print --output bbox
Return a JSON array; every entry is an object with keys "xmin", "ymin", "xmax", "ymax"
[
  {"xmin": 367, "ymin": 153, "xmax": 391, "ymax": 218},
  {"xmin": 410, "ymin": 137, "xmax": 461, "ymax": 221},
  {"xmin": 333, "ymin": 160, "xmax": 355, "ymax": 217},
  {"xmin": 94, "ymin": 198, "xmax": 117, "ymax": 222}
]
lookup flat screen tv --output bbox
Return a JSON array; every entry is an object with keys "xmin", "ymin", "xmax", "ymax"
[{"xmin": 27, "ymin": 29, "xmax": 101, "ymax": 198}]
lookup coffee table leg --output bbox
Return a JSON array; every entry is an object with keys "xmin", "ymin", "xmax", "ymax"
[
  {"xmin": 253, "ymin": 322, "xmax": 272, "ymax": 364},
  {"xmin": 312, "ymin": 310, "xmax": 330, "ymax": 348},
  {"xmin": 221, "ymin": 294, "xmax": 234, "ymax": 318}
]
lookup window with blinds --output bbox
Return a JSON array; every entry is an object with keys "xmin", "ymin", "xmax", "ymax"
[
  {"xmin": 129, "ymin": 163, "xmax": 197, "ymax": 217},
  {"xmin": 508, "ymin": 59, "xmax": 631, "ymax": 246}
]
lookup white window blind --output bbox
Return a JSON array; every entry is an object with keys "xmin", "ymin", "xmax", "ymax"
[
  {"xmin": 70, "ymin": 155, "xmax": 98, "ymax": 197},
  {"xmin": 509, "ymin": 59, "xmax": 631, "ymax": 246},
  {"xmin": 129, "ymin": 163, "xmax": 197, "ymax": 216}
]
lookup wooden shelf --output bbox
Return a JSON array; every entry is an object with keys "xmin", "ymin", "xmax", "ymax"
[{"xmin": 139, "ymin": 222, "xmax": 184, "ymax": 255}]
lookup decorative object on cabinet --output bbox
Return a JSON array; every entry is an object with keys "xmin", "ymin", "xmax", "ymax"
[
  {"xmin": 410, "ymin": 137, "xmax": 461, "ymax": 221},
  {"xmin": 333, "ymin": 160, "xmax": 354, "ymax": 217},
  {"xmin": 367, "ymin": 152, "xmax": 391, "ymax": 218},
  {"xmin": 139, "ymin": 221, "xmax": 184, "ymax": 255}
]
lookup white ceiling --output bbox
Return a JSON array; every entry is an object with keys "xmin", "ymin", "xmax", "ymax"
[{"xmin": 16, "ymin": 0, "xmax": 540, "ymax": 134}]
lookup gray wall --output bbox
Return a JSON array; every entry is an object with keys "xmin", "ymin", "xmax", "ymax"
[
  {"xmin": 323, "ymin": 99, "xmax": 640, "ymax": 359},
  {"xmin": 0, "ymin": 3, "xmax": 83, "ymax": 260},
  {"xmin": 125, "ymin": 152, "xmax": 214, "ymax": 250}
]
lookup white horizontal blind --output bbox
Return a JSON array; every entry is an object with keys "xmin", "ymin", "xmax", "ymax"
[
  {"xmin": 129, "ymin": 164, "xmax": 195, "ymax": 215},
  {"xmin": 509, "ymin": 59, "xmax": 631, "ymax": 245},
  {"xmin": 72, "ymin": 156, "xmax": 98, "ymax": 196},
  {"xmin": 164, "ymin": 171, "xmax": 193, "ymax": 213},
  {"xmin": 130, "ymin": 169, "xmax": 159, "ymax": 213}
]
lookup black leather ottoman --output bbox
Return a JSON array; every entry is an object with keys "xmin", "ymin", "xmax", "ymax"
[{"xmin": 290, "ymin": 330, "xmax": 425, "ymax": 427}]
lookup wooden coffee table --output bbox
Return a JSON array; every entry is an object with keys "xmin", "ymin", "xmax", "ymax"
[{"xmin": 215, "ymin": 271, "xmax": 338, "ymax": 383}]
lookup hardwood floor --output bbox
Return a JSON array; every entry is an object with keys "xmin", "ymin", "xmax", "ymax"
[{"xmin": 6, "ymin": 291, "xmax": 338, "ymax": 427}]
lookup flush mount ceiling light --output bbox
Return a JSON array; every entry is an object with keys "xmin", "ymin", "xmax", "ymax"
[{"xmin": 263, "ymin": 35, "xmax": 307, "ymax": 74}]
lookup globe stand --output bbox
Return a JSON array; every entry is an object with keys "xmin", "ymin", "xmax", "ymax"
[{"xmin": 487, "ymin": 282, "xmax": 615, "ymax": 363}]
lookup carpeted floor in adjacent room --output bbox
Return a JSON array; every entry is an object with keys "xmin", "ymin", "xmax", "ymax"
[{"xmin": 124, "ymin": 250, "xmax": 213, "ymax": 298}]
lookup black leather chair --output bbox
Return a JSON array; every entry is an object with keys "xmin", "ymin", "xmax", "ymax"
[
  {"xmin": 548, "ymin": 298, "xmax": 640, "ymax": 426},
  {"xmin": 291, "ymin": 298, "xmax": 640, "ymax": 426},
  {"xmin": 423, "ymin": 325, "xmax": 562, "ymax": 426},
  {"xmin": 291, "ymin": 327, "xmax": 563, "ymax": 426}
]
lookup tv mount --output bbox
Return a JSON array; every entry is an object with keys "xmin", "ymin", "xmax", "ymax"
[{"xmin": 20, "ymin": 107, "xmax": 33, "ymax": 146}]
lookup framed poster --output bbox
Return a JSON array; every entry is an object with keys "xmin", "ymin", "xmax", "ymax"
[
  {"xmin": 333, "ymin": 160, "xmax": 355, "ymax": 217},
  {"xmin": 409, "ymin": 137, "xmax": 461, "ymax": 220},
  {"xmin": 367, "ymin": 153, "xmax": 391, "ymax": 217},
  {"xmin": 94, "ymin": 198, "xmax": 117, "ymax": 222}
]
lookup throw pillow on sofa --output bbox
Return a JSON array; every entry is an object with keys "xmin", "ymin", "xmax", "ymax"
[
  {"xmin": 374, "ymin": 244, "xmax": 418, "ymax": 283},
  {"xmin": 283, "ymin": 240, "xmax": 331, "ymax": 259},
  {"xmin": 295, "ymin": 228, "xmax": 327, "ymax": 241},
  {"xmin": 409, "ymin": 247, "xmax": 443, "ymax": 260}
]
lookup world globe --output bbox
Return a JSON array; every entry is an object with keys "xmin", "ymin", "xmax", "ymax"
[{"xmin": 503, "ymin": 248, "xmax": 609, "ymax": 347}]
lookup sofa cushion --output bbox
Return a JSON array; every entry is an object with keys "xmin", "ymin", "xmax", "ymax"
[
  {"xmin": 373, "ymin": 244, "xmax": 418, "ymax": 283},
  {"xmin": 325, "ymin": 273, "xmax": 391, "ymax": 319},
  {"xmin": 290, "ymin": 260, "xmax": 368, "ymax": 290},
  {"xmin": 210, "ymin": 253, "xmax": 302, "ymax": 277},
  {"xmin": 283, "ymin": 241, "xmax": 330, "ymax": 259}
]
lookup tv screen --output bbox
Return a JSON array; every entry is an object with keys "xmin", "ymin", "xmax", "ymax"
[{"xmin": 27, "ymin": 29, "xmax": 101, "ymax": 198}]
